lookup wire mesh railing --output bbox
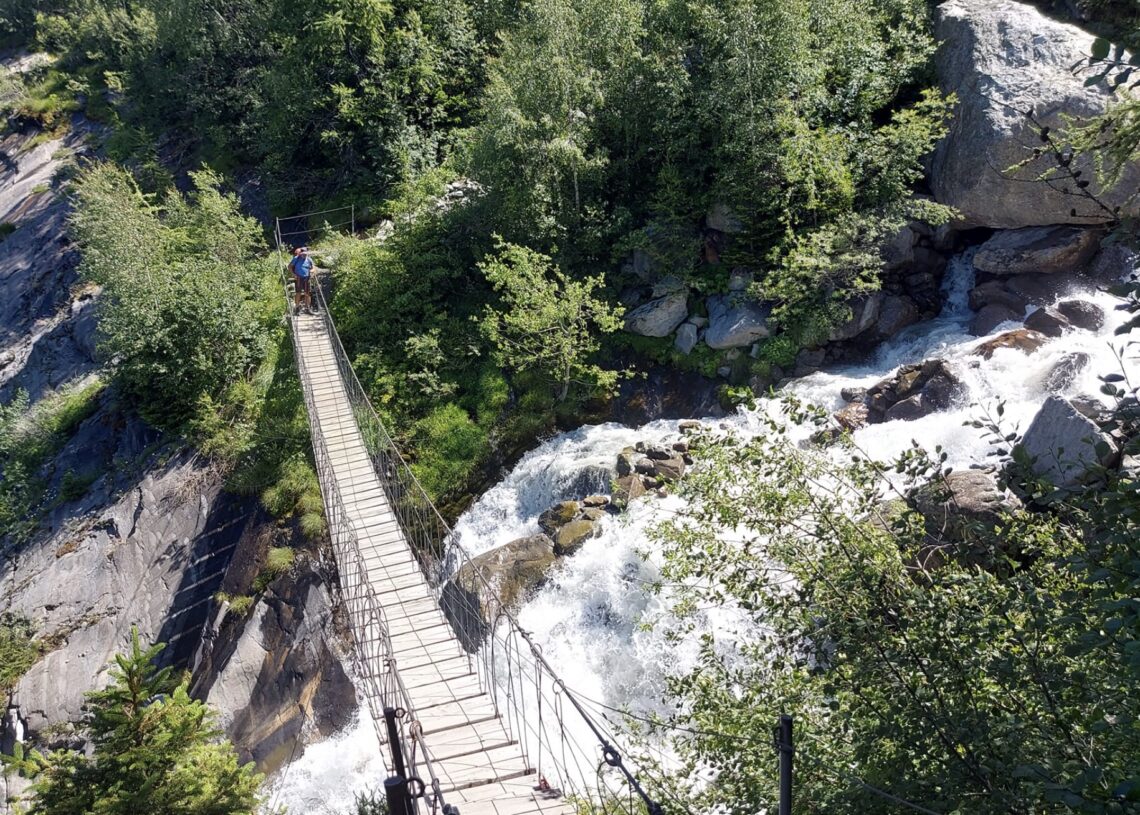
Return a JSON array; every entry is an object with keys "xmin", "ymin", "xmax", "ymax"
[{"xmin": 289, "ymin": 265, "xmax": 666, "ymax": 815}]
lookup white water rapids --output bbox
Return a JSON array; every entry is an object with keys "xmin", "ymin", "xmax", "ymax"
[{"xmin": 269, "ymin": 248, "xmax": 1139, "ymax": 813}]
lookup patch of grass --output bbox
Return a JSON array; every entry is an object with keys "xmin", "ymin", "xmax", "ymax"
[
  {"xmin": 227, "ymin": 595, "xmax": 255, "ymax": 616},
  {"xmin": 252, "ymin": 546, "xmax": 295, "ymax": 593},
  {"xmin": 31, "ymin": 182, "xmax": 51, "ymax": 195},
  {"xmin": 0, "ymin": 378, "xmax": 105, "ymax": 542},
  {"xmin": 13, "ymin": 68, "xmax": 80, "ymax": 131}
]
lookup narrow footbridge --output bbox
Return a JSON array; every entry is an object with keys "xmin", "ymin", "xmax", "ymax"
[{"xmin": 283, "ymin": 248, "xmax": 663, "ymax": 815}]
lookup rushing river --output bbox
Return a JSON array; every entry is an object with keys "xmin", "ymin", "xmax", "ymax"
[{"xmin": 269, "ymin": 248, "xmax": 1138, "ymax": 813}]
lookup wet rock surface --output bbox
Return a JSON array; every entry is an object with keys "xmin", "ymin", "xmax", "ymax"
[
  {"xmin": 442, "ymin": 533, "xmax": 558, "ymax": 648},
  {"xmin": 864, "ymin": 360, "xmax": 965, "ymax": 423},
  {"xmin": 973, "ymin": 329, "xmax": 1049, "ymax": 359}
]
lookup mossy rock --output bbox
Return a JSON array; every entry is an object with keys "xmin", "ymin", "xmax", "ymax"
[
  {"xmin": 538, "ymin": 500, "xmax": 580, "ymax": 537},
  {"xmin": 554, "ymin": 519, "xmax": 600, "ymax": 556}
]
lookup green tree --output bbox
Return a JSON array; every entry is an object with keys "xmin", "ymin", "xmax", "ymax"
[
  {"xmin": 478, "ymin": 241, "xmax": 624, "ymax": 402},
  {"xmin": 18, "ymin": 628, "xmax": 263, "ymax": 815},
  {"xmin": 70, "ymin": 163, "xmax": 269, "ymax": 429}
]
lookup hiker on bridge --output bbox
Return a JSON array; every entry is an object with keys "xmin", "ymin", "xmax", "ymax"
[{"xmin": 289, "ymin": 246, "xmax": 314, "ymax": 314}]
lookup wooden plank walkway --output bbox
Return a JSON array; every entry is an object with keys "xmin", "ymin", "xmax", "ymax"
[{"xmin": 292, "ymin": 312, "xmax": 573, "ymax": 815}]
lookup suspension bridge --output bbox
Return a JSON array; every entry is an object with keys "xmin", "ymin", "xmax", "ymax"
[{"xmin": 277, "ymin": 213, "xmax": 665, "ymax": 815}]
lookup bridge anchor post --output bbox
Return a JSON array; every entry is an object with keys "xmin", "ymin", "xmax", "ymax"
[{"xmin": 384, "ymin": 775, "xmax": 415, "ymax": 815}]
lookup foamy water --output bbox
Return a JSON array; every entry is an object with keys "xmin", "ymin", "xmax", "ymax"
[{"xmin": 269, "ymin": 249, "xmax": 1138, "ymax": 812}]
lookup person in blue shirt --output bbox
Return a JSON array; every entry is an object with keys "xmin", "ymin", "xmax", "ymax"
[{"xmin": 288, "ymin": 246, "xmax": 314, "ymax": 314}]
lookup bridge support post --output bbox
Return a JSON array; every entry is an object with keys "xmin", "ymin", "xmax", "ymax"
[
  {"xmin": 385, "ymin": 775, "xmax": 415, "ymax": 815},
  {"xmin": 384, "ymin": 707, "xmax": 408, "ymax": 779},
  {"xmin": 776, "ymin": 714, "xmax": 793, "ymax": 815}
]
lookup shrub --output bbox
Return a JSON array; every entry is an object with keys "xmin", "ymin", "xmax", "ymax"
[
  {"xmin": 58, "ymin": 469, "xmax": 96, "ymax": 502},
  {"xmin": 0, "ymin": 613, "xmax": 37, "ymax": 693},
  {"xmin": 410, "ymin": 403, "xmax": 489, "ymax": 503},
  {"xmin": 70, "ymin": 164, "xmax": 267, "ymax": 430}
]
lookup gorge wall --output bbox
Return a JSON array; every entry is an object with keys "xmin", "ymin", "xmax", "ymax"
[{"xmin": 0, "ymin": 55, "xmax": 356, "ymax": 809}]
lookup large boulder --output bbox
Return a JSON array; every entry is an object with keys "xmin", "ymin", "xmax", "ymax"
[
  {"xmin": 970, "ymin": 303, "xmax": 1022, "ymax": 336},
  {"xmin": 624, "ymin": 291, "xmax": 688, "ymax": 337},
  {"xmin": 874, "ymin": 295, "xmax": 920, "ymax": 338},
  {"xmin": 441, "ymin": 534, "xmax": 557, "ymax": 649},
  {"xmin": 829, "ymin": 293, "xmax": 884, "ymax": 342},
  {"xmin": 705, "ymin": 294, "xmax": 772, "ymax": 349},
  {"xmin": 913, "ymin": 470, "xmax": 1023, "ymax": 543},
  {"xmin": 1017, "ymin": 395, "xmax": 1117, "ymax": 487},
  {"xmin": 972, "ymin": 227, "xmax": 1102, "ymax": 276},
  {"xmin": 930, "ymin": 0, "xmax": 1140, "ymax": 227},
  {"xmin": 968, "ymin": 280, "xmax": 1028, "ymax": 313}
]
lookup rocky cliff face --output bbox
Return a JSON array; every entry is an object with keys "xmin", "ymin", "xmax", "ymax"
[{"xmin": 0, "ymin": 56, "xmax": 356, "ymax": 797}]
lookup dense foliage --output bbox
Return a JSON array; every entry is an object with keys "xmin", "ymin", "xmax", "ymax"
[
  {"xmin": 478, "ymin": 240, "xmax": 625, "ymax": 401},
  {"xmin": 649, "ymin": 387, "xmax": 1140, "ymax": 813},
  {"xmin": 5, "ymin": 629, "xmax": 262, "ymax": 815},
  {"xmin": 70, "ymin": 164, "xmax": 269, "ymax": 429}
]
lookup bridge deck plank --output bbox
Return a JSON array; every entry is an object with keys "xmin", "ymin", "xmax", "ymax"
[{"xmin": 293, "ymin": 313, "xmax": 574, "ymax": 815}]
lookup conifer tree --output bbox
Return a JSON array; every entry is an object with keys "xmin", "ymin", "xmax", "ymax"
[{"xmin": 19, "ymin": 628, "xmax": 263, "ymax": 815}]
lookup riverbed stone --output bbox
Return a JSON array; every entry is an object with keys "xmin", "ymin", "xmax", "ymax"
[
  {"xmin": 1018, "ymin": 395, "xmax": 1117, "ymax": 487},
  {"xmin": 973, "ymin": 328, "xmax": 1049, "ymax": 359},
  {"xmin": 554, "ymin": 520, "xmax": 600, "ymax": 556},
  {"xmin": 538, "ymin": 500, "xmax": 580, "ymax": 537},
  {"xmin": 1056, "ymin": 299, "xmax": 1105, "ymax": 331},
  {"xmin": 971, "ymin": 303, "xmax": 1022, "ymax": 336},
  {"xmin": 653, "ymin": 456, "xmax": 686, "ymax": 481},
  {"xmin": 442, "ymin": 534, "xmax": 557, "ymax": 649},
  {"xmin": 1045, "ymin": 351, "xmax": 1090, "ymax": 392},
  {"xmin": 1024, "ymin": 306, "xmax": 1072, "ymax": 337},
  {"xmin": 968, "ymin": 281, "xmax": 1027, "ymax": 313},
  {"xmin": 866, "ymin": 360, "xmax": 964, "ymax": 423},
  {"xmin": 613, "ymin": 474, "xmax": 647, "ymax": 506}
]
